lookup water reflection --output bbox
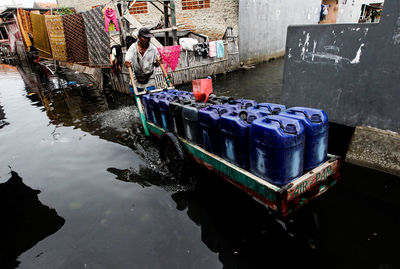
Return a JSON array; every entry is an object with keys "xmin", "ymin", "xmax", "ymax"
[
  {"xmin": 16, "ymin": 62, "xmax": 146, "ymax": 150},
  {"xmin": 0, "ymin": 103, "xmax": 8, "ymax": 128},
  {"xmin": 109, "ymin": 163, "xmax": 322, "ymax": 268},
  {"xmin": 0, "ymin": 171, "xmax": 65, "ymax": 269},
  {"xmin": 177, "ymin": 58, "xmax": 285, "ymax": 103}
]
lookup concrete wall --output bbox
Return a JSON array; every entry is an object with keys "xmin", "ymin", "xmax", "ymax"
[
  {"xmin": 56, "ymin": 0, "xmax": 239, "ymax": 41},
  {"xmin": 282, "ymin": 0, "xmax": 400, "ymax": 132},
  {"xmin": 238, "ymin": 0, "xmax": 321, "ymax": 65},
  {"xmin": 336, "ymin": 0, "xmax": 384, "ymax": 23}
]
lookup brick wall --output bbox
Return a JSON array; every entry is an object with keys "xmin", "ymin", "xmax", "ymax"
[{"xmin": 57, "ymin": 0, "xmax": 239, "ymax": 40}]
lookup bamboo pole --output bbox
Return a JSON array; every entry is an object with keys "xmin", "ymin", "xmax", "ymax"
[{"xmin": 128, "ymin": 66, "xmax": 149, "ymax": 136}]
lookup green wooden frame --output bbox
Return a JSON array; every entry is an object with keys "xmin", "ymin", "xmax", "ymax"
[{"xmin": 147, "ymin": 121, "xmax": 341, "ymax": 217}]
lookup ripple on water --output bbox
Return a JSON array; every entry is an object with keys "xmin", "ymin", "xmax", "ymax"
[{"xmin": 91, "ymin": 106, "xmax": 141, "ymax": 132}]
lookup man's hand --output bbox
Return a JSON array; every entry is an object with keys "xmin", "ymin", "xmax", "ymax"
[
  {"xmin": 155, "ymin": 55, "xmax": 162, "ymax": 67},
  {"xmin": 125, "ymin": 61, "xmax": 131, "ymax": 68}
]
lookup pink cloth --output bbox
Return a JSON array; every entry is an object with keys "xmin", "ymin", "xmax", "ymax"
[
  {"xmin": 157, "ymin": 45, "xmax": 182, "ymax": 71},
  {"xmin": 209, "ymin": 41, "xmax": 217, "ymax": 57},
  {"xmin": 104, "ymin": 7, "xmax": 119, "ymax": 32}
]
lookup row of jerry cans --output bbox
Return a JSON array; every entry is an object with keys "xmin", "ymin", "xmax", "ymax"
[{"xmin": 142, "ymin": 91, "xmax": 328, "ymax": 187}]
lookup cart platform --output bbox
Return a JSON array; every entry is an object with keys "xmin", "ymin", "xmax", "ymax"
[{"xmin": 147, "ymin": 121, "xmax": 341, "ymax": 217}]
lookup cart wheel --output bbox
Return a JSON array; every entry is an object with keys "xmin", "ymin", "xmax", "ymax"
[{"xmin": 159, "ymin": 132, "xmax": 188, "ymax": 181}]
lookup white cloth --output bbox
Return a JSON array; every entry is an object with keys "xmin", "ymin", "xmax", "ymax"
[{"xmin": 179, "ymin": 38, "xmax": 198, "ymax": 51}]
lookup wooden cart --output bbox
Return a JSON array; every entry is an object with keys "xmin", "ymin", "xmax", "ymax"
[
  {"xmin": 147, "ymin": 121, "xmax": 340, "ymax": 217},
  {"xmin": 128, "ymin": 69, "xmax": 340, "ymax": 217}
]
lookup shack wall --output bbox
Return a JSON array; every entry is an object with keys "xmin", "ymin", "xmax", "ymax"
[
  {"xmin": 238, "ymin": 0, "xmax": 321, "ymax": 65},
  {"xmin": 282, "ymin": 0, "xmax": 400, "ymax": 132},
  {"xmin": 113, "ymin": 35, "xmax": 239, "ymax": 94},
  {"xmin": 56, "ymin": 0, "xmax": 239, "ymax": 40}
]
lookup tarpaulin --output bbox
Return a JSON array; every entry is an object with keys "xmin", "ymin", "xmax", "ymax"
[
  {"xmin": 82, "ymin": 6, "xmax": 110, "ymax": 67},
  {"xmin": 62, "ymin": 13, "xmax": 89, "ymax": 64},
  {"xmin": 157, "ymin": 45, "xmax": 181, "ymax": 71},
  {"xmin": 30, "ymin": 13, "xmax": 52, "ymax": 59},
  {"xmin": 44, "ymin": 15, "xmax": 67, "ymax": 61},
  {"xmin": 17, "ymin": 8, "xmax": 32, "ymax": 50},
  {"xmin": 18, "ymin": 8, "xmax": 33, "ymax": 34}
]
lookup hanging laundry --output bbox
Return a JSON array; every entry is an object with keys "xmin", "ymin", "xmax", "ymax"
[
  {"xmin": 194, "ymin": 42, "xmax": 209, "ymax": 57},
  {"xmin": 82, "ymin": 6, "xmax": 111, "ymax": 67},
  {"xmin": 6, "ymin": 23, "xmax": 22, "ymax": 53},
  {"xmin": 102, "ymin": 7, "xmax": 115, "ymax": 31},
  {"xmin": 16, "ymin": 9, "xmax": 32, "ymax": 50},
  {"xmin": 157, "ymin": 45, "xmax": 182, "ymax": 71},
  {"xmin": 216, "ymin": 40, "xmax": 224, "ymax": 58},
  {"xmin": 30, "ymin": 13, "xmax": 52, "ymax": 59},
  {"xmin": 45, "ymin": 15, "xmax": 67, "ymax": 61},
  {"xmin": 103, "ymin": 7, "xmax": 119, "ymax": 32},
  {"xmin": 209, "ymin": 41, "xmax": 217, "ymax": 57},
  {"xmin": 62, "ymin": 13, "xmax": 89, "ymax": 64}
]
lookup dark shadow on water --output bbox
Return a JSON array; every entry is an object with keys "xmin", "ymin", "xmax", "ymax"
[
  {"xmin": 109, "ymin": 158, "xmax": 400, "ymax": 269},
  {"xmin": 307, "ymin": 163, "xmax": 400, "ymax": 269},
  {"xmin": 170, "ymin": 170, "xmax": 321, "ymax": 269},
  {"xmin": 7, "ymin": 60, "xmax": 400, "ymax": 269},
  {"xmin": 328, "ymin": 122, "xmax": 355, "ymax": 158},
  {"xmin": 0, "ymin": 171, "xmax": 65, "ymax": 269},
  {"xmin": 109, "ymin": 161, "xmax": 325, "ymax": 268}
]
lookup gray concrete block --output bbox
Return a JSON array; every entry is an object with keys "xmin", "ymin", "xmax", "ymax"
[{"xmin": 346, "ymin": 126, "xmax": 400, "ymax": 177}]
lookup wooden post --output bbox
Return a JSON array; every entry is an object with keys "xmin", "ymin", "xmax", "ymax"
[
  {"xmin": 170, "ymin": 0, "xmax": 178, "ymax": 45},
  {"xmin": 3, "ymin": 24, "xmax": 9, "ymax": 36},
  {"xmin": 164, "ymin": 0, "xmax": 169, "ymax": 46},
  {"xmin": 50, "ymin": 8, "xmax": 58, "ymax": 72},
  {"xmin": 114, "ymin": 0, "xmax": 126, "ymax": 47}
]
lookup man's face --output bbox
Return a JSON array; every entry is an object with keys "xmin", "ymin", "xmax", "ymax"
[{"xmin": 139, "ymin": 36, "xmax": 150, "ymax": 46}]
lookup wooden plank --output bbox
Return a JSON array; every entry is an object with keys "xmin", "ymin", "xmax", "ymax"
[
  {"xmin": 122, "ymin": 13, "xmax": 163, "ymax": 48},
  {"xmin": 281, "ymin": 179, "xmax": 339, "ymax": 217},
  {"xmin": 150, "ymin": 27, "xmax": 178, "ymax": 34},
  {"xmin": 285, "ymin": 158, "xmax": 340, "ymax": 202}
]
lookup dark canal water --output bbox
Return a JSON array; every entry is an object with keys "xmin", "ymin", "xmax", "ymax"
[{"xmin": 0, "ymin": 60, "xmax": 399, "ymax": 269}]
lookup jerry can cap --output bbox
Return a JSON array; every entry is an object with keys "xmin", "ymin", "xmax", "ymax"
[
  {"xmin": 311, "ymin": 114, "xmax": 322, "ymax": 123},
  {"xmin": 285, "ymin": 124, "xmax": 297, "ymax": 134}
]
